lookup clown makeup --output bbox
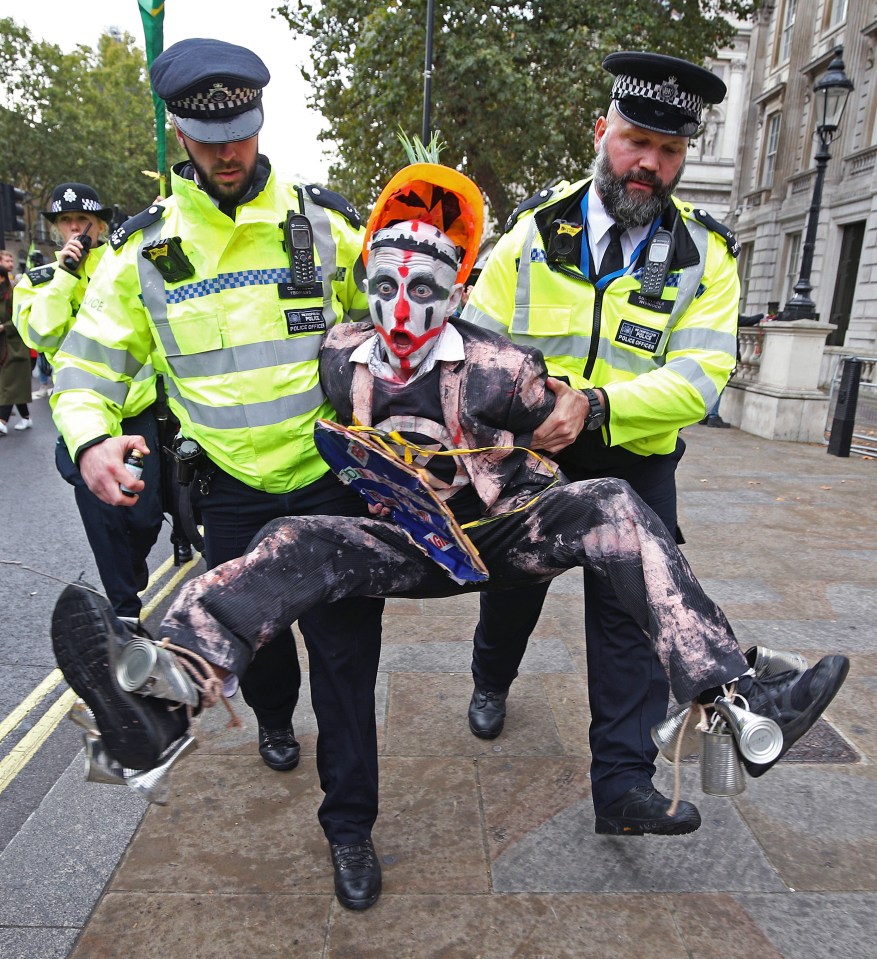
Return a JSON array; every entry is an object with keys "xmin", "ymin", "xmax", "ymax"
[{"xmin": 366, "ymin": 221, "xmax": 463, "ymax": 380}]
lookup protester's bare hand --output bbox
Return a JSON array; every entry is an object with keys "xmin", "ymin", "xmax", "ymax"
[
  {"xmin": 78, "ymin": 436, "xmax": 149, "ymax": 506},
  {"xmin": 532, "ymin": 377, "xmax": 589, "ymax": 452},
  {"xmin": 367, "ymin": 502, "xmax": 391, "ymax": 518}
]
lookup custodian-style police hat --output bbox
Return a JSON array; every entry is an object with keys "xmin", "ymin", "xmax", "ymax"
[
  {"xmin": 602, "ymin": 51, "xmax": 726, "ymax": 138},
  {"xmin": 150, "ymin": 38, "xmax": 271, "ymax": 144},
  {"xmin": 42, "ymin": 183, "xmax": 113, "ymax": 223}
]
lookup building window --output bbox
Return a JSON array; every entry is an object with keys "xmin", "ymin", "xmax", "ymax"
[
  {"xmin": 827, "ymin": 0, "xmax": 848, "ymax": 28},
  {"xmin": 779, "ymin": 0, "xmax": 797, "ymax": 63},
  {"xmin": 761, "ymin": 113, "xmax": 782, "ymax": 188},
  {"xmin": 784, "ymin": 232, "xmax": 802, "ymax": 302}
]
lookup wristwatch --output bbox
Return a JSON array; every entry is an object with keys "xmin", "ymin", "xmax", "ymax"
[{"xmin": 582, "ymin": 388, "xmax": 606, "ymax": 431}]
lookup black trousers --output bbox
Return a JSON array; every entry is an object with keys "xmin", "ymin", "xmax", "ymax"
[
  {"xmin": 163, "ymin": 475, "xmax": 745, "ymax": 835},
  {"xmin": 472, "ymin": 438, "xmax": 686, "ymax": 811},
  {"xmin": 193, "ymin": 468, "xmax": 385, "ymax": 845},
  {"xmin": 55, "ymin": 408, "xmax": 164, "ymax": 618}
]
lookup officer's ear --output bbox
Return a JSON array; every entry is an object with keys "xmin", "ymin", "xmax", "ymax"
[{"xmin": 172, "ymin": 120, "xmax": 186, "ymax": 149}]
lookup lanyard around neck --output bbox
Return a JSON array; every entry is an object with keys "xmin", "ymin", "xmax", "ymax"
[{"xmin": 579, "ymin": 191, "xmax": 660, "ymax": 290}]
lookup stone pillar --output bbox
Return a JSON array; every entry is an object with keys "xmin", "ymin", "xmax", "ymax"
[
  {"xmin": 722, "ymin": 60, "xmax": 746, "ymax": 162},
  {"xmin": 728, "ymin": 319, "xmax": 837, "ymax": 442}
]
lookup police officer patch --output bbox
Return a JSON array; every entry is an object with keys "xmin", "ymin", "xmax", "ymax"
[
  {"xmin": 615, "ymin": 320, "xmax": 661, "ymax": 352},
  {"xmin": 285, "ymin": 308, "xmax": 326, "ymax": 335},
  {"xmin": 26, "ymin": 265, "xmax": 55, "ymax": 286}
]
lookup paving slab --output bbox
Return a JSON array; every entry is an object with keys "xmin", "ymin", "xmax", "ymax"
[{"xmin": 22, "ymin": 427, "xmax": 877, "ymax": 958}]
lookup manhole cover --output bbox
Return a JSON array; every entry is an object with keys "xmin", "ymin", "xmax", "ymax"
[{"xmin": 781, "ymin": 718, "xmax": 859, "ymax": 763}]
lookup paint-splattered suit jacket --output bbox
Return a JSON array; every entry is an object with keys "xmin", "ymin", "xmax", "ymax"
[{"xmin": 318, "ymin": 318, "xmax": 562, "ymax": 515}]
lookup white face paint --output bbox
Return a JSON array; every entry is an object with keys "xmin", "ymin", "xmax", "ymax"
[{"xmin": 366, "ymin": 220, "xmax": 463, "ymax": 380}]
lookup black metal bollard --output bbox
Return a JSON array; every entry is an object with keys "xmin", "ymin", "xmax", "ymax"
[{"xmin": 827, "ymin": 356, "xmax": 862, "ymax": 457}]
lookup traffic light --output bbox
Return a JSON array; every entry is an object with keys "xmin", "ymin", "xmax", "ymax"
[{"xmin": 0, "ymin": 183, "xmax": 26, "ymax": 233}]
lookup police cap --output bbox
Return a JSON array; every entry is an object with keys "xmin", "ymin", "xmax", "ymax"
[
  {"xmin": 150, "ymin": 38, "xmax": 271, "ymax": 144},
  {"xmin": 602, "ymin": 51, "xmax": 726, "ymax": 139},
  {"xmin": 42, "ymin": 183, "xmax": 113, "ymax": 223}
]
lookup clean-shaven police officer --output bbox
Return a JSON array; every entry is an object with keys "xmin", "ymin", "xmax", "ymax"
[
  {"xmin": 462, "ymin": 51, "xmax": 740, "ymax": 836},
  {"xmin": 14, "ymin": 183, "xmax": 164, "ymax": 624},
  {"xmin": 49, "ymin": 39, "xmax": 385, "ymax": 909}
]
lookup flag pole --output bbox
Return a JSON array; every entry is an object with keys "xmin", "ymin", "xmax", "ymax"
[{"xmin": 138, "ymin": 1, "xmax": 167, "ymax": 197}]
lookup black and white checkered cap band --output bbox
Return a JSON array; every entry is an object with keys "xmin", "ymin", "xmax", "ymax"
[
  {"xmin": 168, "ymin": 84, "xmax": 261, "ymax": 117},
  {"xmin": 611, "ymin": 74, "xmax": 703, "ymax": 119},
  {"xmin": 51, "ymin": 196, "xmax": 102, "ymax": 213}
]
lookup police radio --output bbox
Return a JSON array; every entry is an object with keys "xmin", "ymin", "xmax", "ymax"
[
  {"xmin": 62, "ymin": 221, "xmax": 93, "ymax": 272},
  {"xmin": 284, "ymin": 211, "xmax": 316, "ymax": 289},
  {"xmin": 639, "ymin": 229, "xmax": 674, "ymax": 298}
]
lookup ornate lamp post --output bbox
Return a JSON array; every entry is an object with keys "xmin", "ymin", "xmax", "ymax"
[{"xmin": 782, "ymin": 47, "xmax": 854, "ymax": 322}]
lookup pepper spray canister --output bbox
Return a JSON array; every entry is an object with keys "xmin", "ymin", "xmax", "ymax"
[{"xmin": 120, "ymin": 449, "xmax": 144, "ymax": 497}]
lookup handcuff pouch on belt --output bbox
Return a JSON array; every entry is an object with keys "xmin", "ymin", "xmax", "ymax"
[{"xmin": 164, "ymin": 434, "xmax": 212, "ymax": 551}]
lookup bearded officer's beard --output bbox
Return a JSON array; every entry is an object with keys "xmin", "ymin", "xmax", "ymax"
[
  {"xmin": 593, "ymin": 146, "xmax": 684, "ymax": 231},
  {"xmin": 188, "ymin": 154, "xmax": 256, "ymax": 207}
]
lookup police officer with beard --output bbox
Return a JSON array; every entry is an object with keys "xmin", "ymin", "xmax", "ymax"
[{"xmin": 462, "ymin": 52, "xmax": 740, "ymax": 837}]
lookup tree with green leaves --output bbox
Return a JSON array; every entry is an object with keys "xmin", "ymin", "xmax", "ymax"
[
  {"xmin": 0, "ymin": 17, "xmax": 181, "ymax": 225},
  {"xmin": 277, "ymin": 0, "xmax": 754, "ymax": 227}
]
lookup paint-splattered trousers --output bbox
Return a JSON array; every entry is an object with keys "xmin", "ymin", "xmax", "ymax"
[{"xmin": 162, "ymin": 476, "xmax": 747, "ymax": 707}]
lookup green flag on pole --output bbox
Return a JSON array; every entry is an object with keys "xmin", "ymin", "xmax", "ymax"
[{"xmin": 138, "ymin": 0, "xmax": 167, "ymax": 194}]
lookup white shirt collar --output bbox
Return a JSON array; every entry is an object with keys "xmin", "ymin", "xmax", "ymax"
[
  {"xmin": 586, "ymin": 187, "xmax": 651, "ymax": 270},
  {"xmin": 348, "ymin": 322, "xmax": 464, "ymax": 384}
]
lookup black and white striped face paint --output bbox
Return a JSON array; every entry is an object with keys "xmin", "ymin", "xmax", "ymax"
[{"xmin": 366, "ymin": 220, "xmax": 462, "ymax": 381}]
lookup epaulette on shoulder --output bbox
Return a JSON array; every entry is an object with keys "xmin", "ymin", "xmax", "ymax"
[
  {"xmin": 304, "ymin": 184, "xmax": 362, "ymax": 229},
  {"xmin": 109, "ymin": 203, "xmax": 165, "ymax": 250},
  {"xmin": 504, "ymin": 185, "xmax": 560, "ymax": 233},
  {"xmin": 691, "ymin": 207, "xmax": 740, "ymax": 258},
  {"xmin": 26, "ymin": 264, "xmax": 55, "ymax": 286}
]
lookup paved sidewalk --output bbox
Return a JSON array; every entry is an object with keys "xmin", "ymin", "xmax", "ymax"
[{"xmin": 62, "ymin": 428, "xmax": 877, "ymax": 957}]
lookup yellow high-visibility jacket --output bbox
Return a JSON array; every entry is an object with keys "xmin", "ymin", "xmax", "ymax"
[
  {"xmin": 51, "ymin": 161, "xmax": 370, "ymax": 493},
  {"xmin": 463, "ymin": 178, "xmax": 740, "ymax": 457},
  {"xmin": 13, "ymin": 244, "xmax": 157, "ymax": 417}
]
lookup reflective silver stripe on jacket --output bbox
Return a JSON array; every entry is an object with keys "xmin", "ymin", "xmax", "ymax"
[
  {"xmin": 164, "ymin": 375, "xmax": 326, "ymax": 429},
  {"xmin": 665, "ymin": 355, "xmax": 721, "ymax": 408},
  {"xmin": 137, "ymin": 219, "xmax": 180, "ymax": 356},
  {"xmin": 302, "ymin": 193, "xmax": 338, "ymax": 323},
  {"xmin": 59, "ymin": 329, "xmax": 144, "ymax": 379},
  {"xmin": 53, "ymin": 367, "xmax": 131, "ymax": 406},
  {"xmin": 512, "ymin": 218, "xmax": 539, "ymax": 336},
  {"xmin": 165, "ymin": 336, "xmax": 322, "ymax": 380}
]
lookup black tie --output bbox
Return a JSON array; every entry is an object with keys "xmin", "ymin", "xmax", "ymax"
[{"xmin": 599, "ymin": 224, "xmax": 624, "ymax": 279}]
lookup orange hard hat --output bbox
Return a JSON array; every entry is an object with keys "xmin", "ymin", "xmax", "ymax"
[{"xmin": 362, "ymin": 162, "xmax": 484, "ymax": 284}]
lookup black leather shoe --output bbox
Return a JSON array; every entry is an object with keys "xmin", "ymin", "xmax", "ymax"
[
  {"xmin": 51, "ymin": 585, "xmax": 189, "ymax": 770},
  {"xmin": 468, "ymin": 686, "xmax": 508, "ymax": 739},
  {"xmin": 706, "ymin": 415, "xmax": 731, "ymax": 428},
  {"xmin": 258, "ymin": 725, "xmax": 300, "ymax": 771},
  {"xmin": 331, "ymin": 838, "xmax": 382, "ymax": 910},
  {"xmin": 735, "ymin": 654, "xmax": 849, "ymax": 777},
  {"xmin": 595, "ymin": 785, "xmax": 701, "ymax": 836}
]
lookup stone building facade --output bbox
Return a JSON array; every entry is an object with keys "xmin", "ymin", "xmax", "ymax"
[{"xmin": 729, "ymin": 0, "xmax": 877, "ymax": 351}]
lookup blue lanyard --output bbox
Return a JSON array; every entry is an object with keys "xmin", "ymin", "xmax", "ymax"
[{"xmin": 579, "ymin": 191, "xmax": 660, "ymax": 290}]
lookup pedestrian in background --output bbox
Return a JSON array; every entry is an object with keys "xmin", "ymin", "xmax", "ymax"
[
  {"xmin": 13, "ymin": 183, "xmax": 164, "ymax": 624},
  {"xmin": 0, "ymin": 248, "xmax": 33, "ymax": 435}
]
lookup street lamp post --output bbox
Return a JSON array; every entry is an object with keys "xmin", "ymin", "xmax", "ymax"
[
  {"xmin": 421, "ymin": 0, "xmax": 435, "ymax": 144},
  {"xmin": 782, "ymin": 47, "xmax": 854, "ymax": 322}
]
